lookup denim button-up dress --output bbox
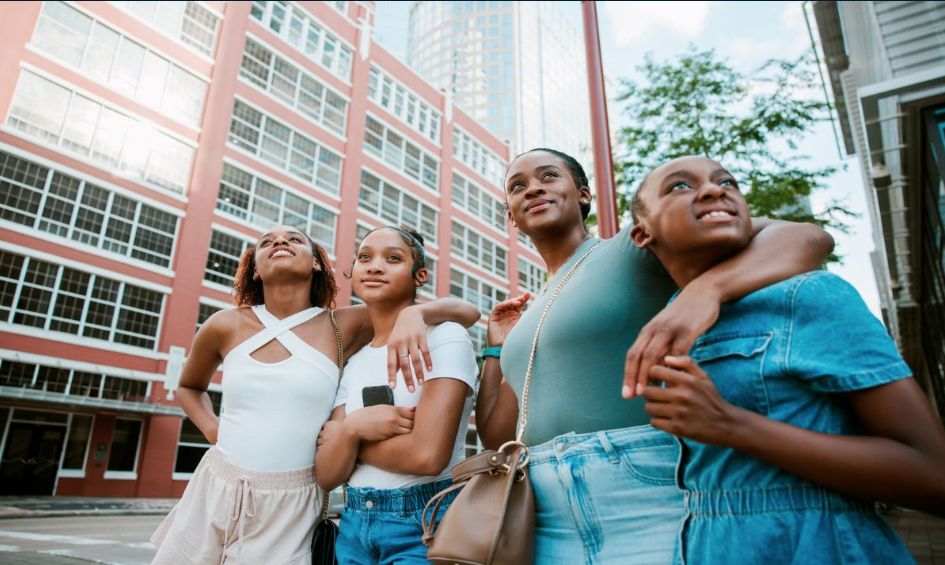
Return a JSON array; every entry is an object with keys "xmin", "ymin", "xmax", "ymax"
[{"xmin": 675, "ymin": 272, "xmax": 915, "ymax": 565}]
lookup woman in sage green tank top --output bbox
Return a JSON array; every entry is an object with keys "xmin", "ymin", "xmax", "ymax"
[{"xmin": 474, "ymin": 149, "xmax": 835, "ymax": 564}]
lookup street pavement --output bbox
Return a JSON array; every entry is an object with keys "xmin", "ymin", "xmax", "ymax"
[
  {"xmin": 0, "ymin": 515, "xmax": 162, "ymax": 564},
  {"xmin": 0, "ymin": 501, "xmax": 941, "ymax": 564}
]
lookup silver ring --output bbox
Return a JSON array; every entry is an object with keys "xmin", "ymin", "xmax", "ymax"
[{"xmin": 398, "ymin": 354, "xmax": 410, "ymax": 358}]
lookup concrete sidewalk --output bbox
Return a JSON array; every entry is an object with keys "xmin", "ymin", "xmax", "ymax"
[{"xmin": 0, "ymin": 497, "xmax": 177, "ymax": 519}]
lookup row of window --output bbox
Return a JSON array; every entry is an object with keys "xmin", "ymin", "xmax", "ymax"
[
  {"xmin": 110, "ymin": 1, "xmax": 219, "ymax": 57},
  {"xmin": 449, "ymin": 268, "xmax": 508, "ymax": 317},
  {"xmin": 34, "ymin": 2, "xmax": 207, "ymax": 127},
  {"xmin": 518, "ymin": 231, "xmax": 538, "ymax": 252},
  {"xmin": 205, "ymin": 230, "xmax": 252, "ymax": 288},
  {"xmin": 326, "ymin": 1, "xmax": 347, "ymax": 15},
  {"xmin": 216, "ymin": 162, "xmax": 336, "ymax": 253},
  {"xmin": 0, "ymin": 250, "xmax": 164, "ymax": 349},
  {"xmin": 453, "ymin": 127, "xmax": 507, "ymax": 185},
  {"xmin": 8, "ymin": 71, "xmax": 194, "ymax": 194},
  {"xmin": 452, "ymin": 171, "xmax": 505, "ymax": 228},
  {"xmin": 0, "ymin": 360, "xmax": 149, "ymax": 403},
  {"xmin": 0, "ymin": 150, "xmax": 179, "ymax": 268},
  {"xmin": 250, "ymin": 1, "xmax": 353, "ymax": 82},
  {"xmin": 358, "ymin": 170, "xmax": 438, "ymax": 242},
  {"xmin": 240, "ymin": 37, "xmax": 347, "ymax": 136},
  {"xmin": 367, "ymin": 66, "xmax": 441, "ymax": 143},
  {"xmin": 451, "ymin": 221, "xmax": 507, "ymax": 277},
  {"xmin": 228, "ymin": 99, "xmax": 343, "ymax": 195},
  {"xmin": 518, "ymin": 258, "xmax": 546, "ymax": 296},
  {"xmin": 364, "ymin": 116, "xmax": 439, "ymax": 192}
]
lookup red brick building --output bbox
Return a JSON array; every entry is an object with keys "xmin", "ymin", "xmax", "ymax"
[{"xmin": 0, "ymin": 1, "xmax": 544, "ymax": 498}]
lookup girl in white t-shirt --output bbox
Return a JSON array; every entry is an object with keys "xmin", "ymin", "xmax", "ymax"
[{"xmin": 315, "ymin": 226, "xmax": 479, "ymax": 565}]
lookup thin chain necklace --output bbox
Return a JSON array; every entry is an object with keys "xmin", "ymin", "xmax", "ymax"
[{"xmin": 537, "ymin": 235, "xmax": 593, "ymax": 297}]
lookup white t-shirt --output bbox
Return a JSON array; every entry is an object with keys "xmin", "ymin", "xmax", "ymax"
[{"xmin": 333, "ymin": 322, "xmax": 479, "ymax": 489}]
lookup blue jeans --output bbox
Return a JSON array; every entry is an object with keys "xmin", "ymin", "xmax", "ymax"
[
  {"xmin": 337, "ymin": 478, "xmax": 456, "ymax": 565},
  {"xmin": 529, "ymin": 425, "xmax": 685, "ymax": 565}
]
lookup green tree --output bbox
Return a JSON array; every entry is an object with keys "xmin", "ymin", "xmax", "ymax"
[{"xmin": 606, "ymin": 48, "xmax": 854, "ymax": 262}]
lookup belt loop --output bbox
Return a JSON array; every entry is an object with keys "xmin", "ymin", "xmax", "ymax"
[{"xmin": 597, "ymin": 431, "xmax": 619, "ymax": 464}]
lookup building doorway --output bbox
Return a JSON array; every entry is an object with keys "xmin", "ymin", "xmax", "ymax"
[{"xmin": 0, "ymin": 411, "xmax": 68, "ymax": 495}]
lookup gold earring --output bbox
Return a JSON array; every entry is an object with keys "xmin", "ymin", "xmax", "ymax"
[{"xmin": 253, "ymin": 272, "xmax": 260, "ymax": 281}]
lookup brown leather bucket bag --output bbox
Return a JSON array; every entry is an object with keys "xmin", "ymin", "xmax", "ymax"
[{"xmin": 421, "ymin": 447, "xmax": 534, "ymax": 565}]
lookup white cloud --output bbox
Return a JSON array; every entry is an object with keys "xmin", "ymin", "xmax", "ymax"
[
  {"xmin": 716, "ymin": 3, "xmax": 812, "ymax": 68},
  {"xmin": 602, "ymin": 1, "xmax": 712, "ymax": 46}
]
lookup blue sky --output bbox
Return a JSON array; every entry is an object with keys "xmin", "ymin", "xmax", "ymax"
[{"xmin": 587, "ymin": 1, "xmax": 882, "ymax": 318}]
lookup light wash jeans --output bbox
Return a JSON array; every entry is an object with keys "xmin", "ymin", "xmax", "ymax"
[
  {"xmin": 337, "ymin": 478, "xmax": 455, "ymax": 565},
  {"xmin": 529, "ymin": 425, "xmax": 684, "ymax": 565}
]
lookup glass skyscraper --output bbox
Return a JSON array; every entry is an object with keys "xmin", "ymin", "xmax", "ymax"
[{"xmin": 403, "ymin": 1, "xmax": 593, "ymax": 177}]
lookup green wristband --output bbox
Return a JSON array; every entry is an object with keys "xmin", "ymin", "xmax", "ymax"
[{"xmin": 481, "ymin": 346, "xmax": 502, "ymax": 360}]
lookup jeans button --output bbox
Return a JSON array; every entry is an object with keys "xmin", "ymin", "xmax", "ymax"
[
  {"xmin": 365, "ymin": 500, "xmax": 374, "ymax": 509},
  {"xmin": 555, "ymin": 442, "xmax": 565, "ymax": 453}
]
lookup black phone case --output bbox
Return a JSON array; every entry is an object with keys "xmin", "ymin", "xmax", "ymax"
[{"xmin": 362, "ymin": 385, "xmax": 394, "ymax": 406}]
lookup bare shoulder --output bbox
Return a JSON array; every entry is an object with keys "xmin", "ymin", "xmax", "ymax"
[
  {"xmin": 198, "ymin": 306, "xmax": 259, "ymax": 347},
  {"xmin": 331, "ymin": 305, "xmax": 373, "ymax": 353},
  {"xmin": 203, "ymin": 306, "xmax": 253, "ymax": 331}
]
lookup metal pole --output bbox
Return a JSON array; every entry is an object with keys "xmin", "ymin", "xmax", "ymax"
[{"xmin": 581, "ymin": 0, "xmax": 618, "ymax": 238}]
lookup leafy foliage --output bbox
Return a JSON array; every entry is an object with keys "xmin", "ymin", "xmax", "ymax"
[{"xmin": 610, "ymin": 48, "xmax": 854, "ymax": 261}]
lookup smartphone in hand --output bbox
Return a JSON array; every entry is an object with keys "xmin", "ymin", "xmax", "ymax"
[{"xmin": 362, "ymin": 385, "xmax": 394, "ymax": 407}]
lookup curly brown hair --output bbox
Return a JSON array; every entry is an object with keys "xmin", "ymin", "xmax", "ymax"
[{"xmin": 233, "ymin": 235, "xmax": 338, "ymax": 308}]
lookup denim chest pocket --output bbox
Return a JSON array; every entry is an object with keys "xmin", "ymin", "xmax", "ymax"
[{"xmin": 691, "ymin": 333, "xmax": 773, "ymax": 414}]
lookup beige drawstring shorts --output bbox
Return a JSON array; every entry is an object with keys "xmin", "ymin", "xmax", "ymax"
[{"xmin": 151, "ymin": 447, "xmax": 322, "ymax": 565}]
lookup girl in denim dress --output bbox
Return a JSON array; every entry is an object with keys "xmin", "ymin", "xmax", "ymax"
[{"xmin": 629, "ymin": 156, "xmax": 945, "ymax": 564}]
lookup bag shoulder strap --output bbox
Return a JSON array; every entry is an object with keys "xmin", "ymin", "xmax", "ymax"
[
  {"xmin": 319, "ymin": 309, "xmax": 345, "ymax": 523},
  {"xmin": 516, "ymin": 240, "xmax": 601, "ymax": 442},
  {"xmin": 328, "ymin": 309, "xmax": 344, "ymax": 380}
]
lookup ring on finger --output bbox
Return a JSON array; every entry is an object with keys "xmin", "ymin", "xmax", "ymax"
[{"xmin": 398, "ymin": 354, "xmax": 410, "ymax": 358}]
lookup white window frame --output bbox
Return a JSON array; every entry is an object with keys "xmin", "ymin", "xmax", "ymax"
[
  {"xmin": 109, "ymin": 0, "xmax": 221, "ymax": 60},
  {"xmin": 452, "ymin": 125, "xmax": 507, "ymax": 186},
  {"xmin": 203, "ymin": 225, "xmax": 256, "ymax": 293},
  {"xmin": 215, "ymin": 159, "xmax": 338, "ymax": 253},
  {"xmin": 0, "ymin": 147, "xmax": 182, "ymax": 273},
  {"xmin": 227, "ymin": 96, "xmax": 344, "ymax": 197},
  {"xmin": 357, "ymin": 167, "xmax": 439, "ymax": 246},
  {"xmin": 364, "ymin": 113, "xmax": 440, "ymax": 194},
  {"xmin": 0, "ymin": 242, "xmax": 168, "ymax": 353},
  {"xmin": 451, "ymin": 170, "xmax": 508, "ymax": 237},
  {"xmin": 6, "ymin": 66, "xmax": 197, "ymax": 196},
  {"xmin": 449, "ymin": 265, "xmax": 508, "ymax": 318},
  {"xmin": 517, "ymin": 256, "xmax": 547, "ymax": 296},
  {"xmin": 450, "ymin": 218, "xmax": 509, "ymax": 278},
  {"xmin": 249, "ymin": 0, "xmax": 355, "ymax": 84},
  {"xmin": 57, "ymin": 413, "xmax": 96, "ymax": 479},
  {"xmin": 103, "ymin": 417, "xmax": 144, "ymax": 480},
  {"xmin": 367, "ymin": 64, "xmax": 442, "ymax": 145},
  {"xmin": 239, "ymin": 33, "xmax": 349, "ymax": 140},
  {"xmin": 30, "ymin": 1, "xmax": 210, "ymax": 129}
]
